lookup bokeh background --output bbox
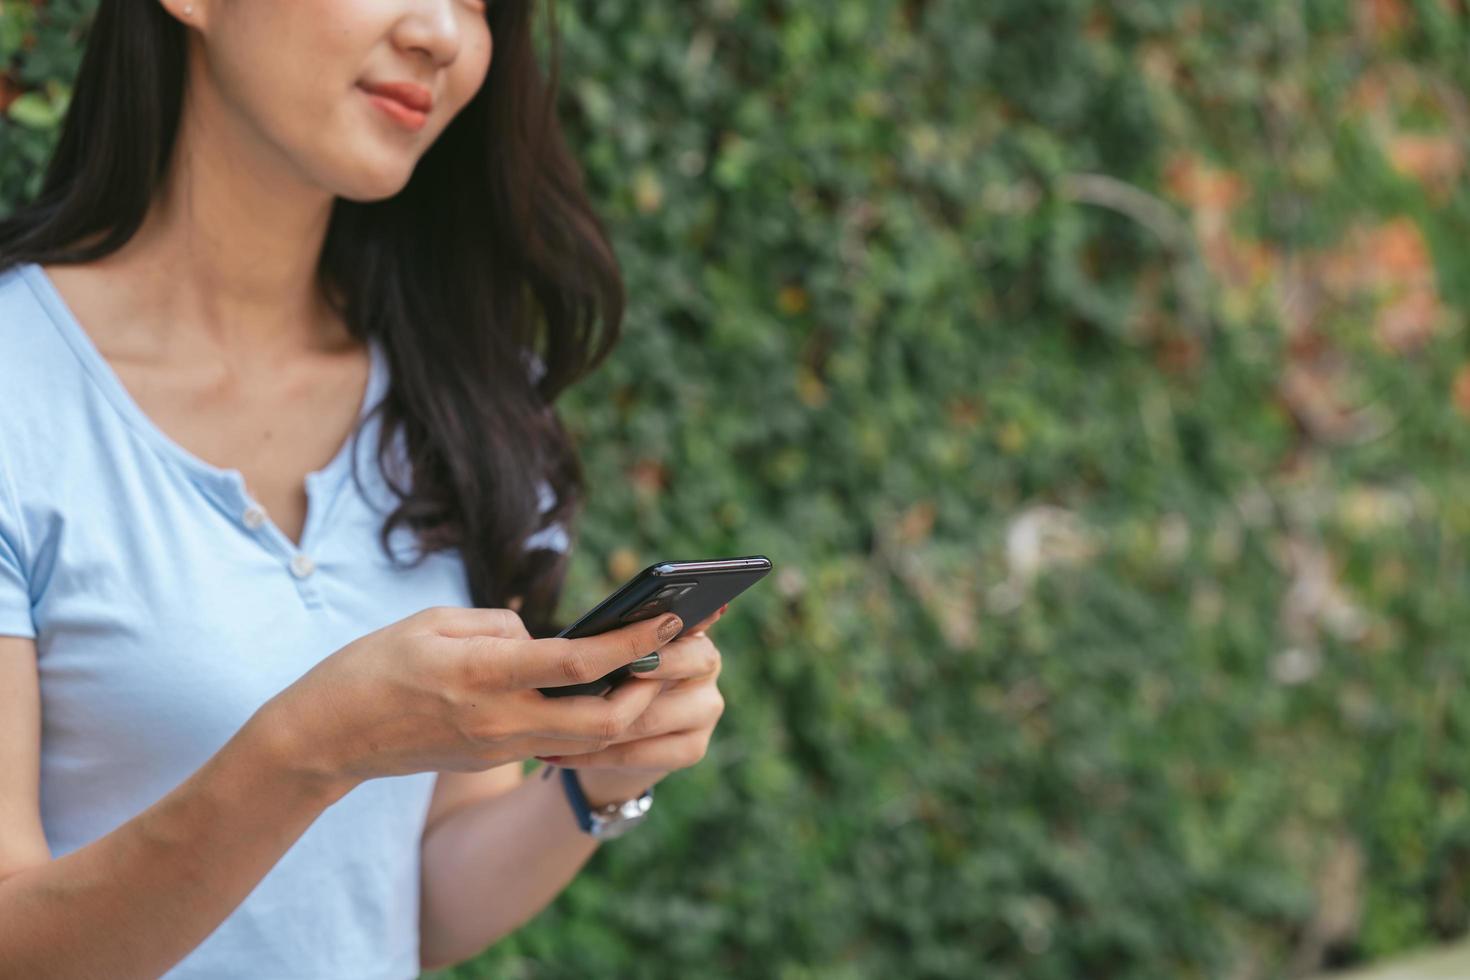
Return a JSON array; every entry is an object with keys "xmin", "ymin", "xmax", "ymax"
[{"xmin": 6, "ymin": 1, "xmax": 1470, "ymax": 977}]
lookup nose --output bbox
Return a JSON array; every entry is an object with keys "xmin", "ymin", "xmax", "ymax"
[{"xmin": 390, "ymin": 0, "xmax": 470, "ymax": 70}]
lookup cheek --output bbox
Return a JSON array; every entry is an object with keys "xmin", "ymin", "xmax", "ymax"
[
  {"xmin": 223, "ymin": 0, "xmax": 361, "ymax": 96},
  {"xmin": 446, "ymin": 27, "xmax": 493, "ymax": 115},
  {"xmin": 212, "ymin": 6, "xmax": 369, "ymax": 153}
]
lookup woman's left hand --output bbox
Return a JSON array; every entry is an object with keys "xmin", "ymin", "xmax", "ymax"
[{"xmin": 536, "ymin": 604, "xmax": 729, "ymax": 806}]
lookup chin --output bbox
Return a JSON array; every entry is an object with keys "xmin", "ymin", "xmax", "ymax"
[{"xmin": 335, "ymin": 163, "xmax": 417, "ymax": 203}]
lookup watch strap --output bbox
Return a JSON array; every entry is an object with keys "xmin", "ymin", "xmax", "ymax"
[
  {"xmin": 555, "ymin": 765, "xmax": 653, "ymax": 838},
  {"xmin": 558, "ymin": 765, "xmax": 597, "ymax": 834}
]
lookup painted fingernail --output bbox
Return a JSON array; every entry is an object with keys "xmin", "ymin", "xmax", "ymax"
[
  {"xmin": 536, "ymin": 756, "xmax": 563, "ymax": 763},
  {"xmin": 656, "ymin": 614, "xmax": 683, "ymax": 641},
  {"xmin": 719, "ymin": 604, "xmax": 729, "ymax": 615},
  {"xmin": 628, "ymin": 652, "xmax": 661, "ymax": 672}
]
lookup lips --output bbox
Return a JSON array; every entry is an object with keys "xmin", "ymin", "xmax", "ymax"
[{"xmin": 358, "ymin": 80, "xmax": 433, "ymax": 114}]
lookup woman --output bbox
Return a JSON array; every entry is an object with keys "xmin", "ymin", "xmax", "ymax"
[{"xmin": 0, "ymin": 0, "xmax": 728, "ymax": 976}]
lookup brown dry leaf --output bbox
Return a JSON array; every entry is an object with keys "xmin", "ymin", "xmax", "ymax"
[
  {"xmin": 945, "ymin": 396, "xmax": 983, "ymax": 430},
  {"xmin": 632, "ymin": 170, "xmax": 664, "ymax": 214},
  {"xmin": 1137, "ymin": 42, "xmax": 1177, "ymax": 88},
  {"xmin": 1310, "ymin": 219, "xmax": 1432, "ymax": 298},
  {"xmin": 612, "ymin": 383, "xmax": 638, "ymax": 411},
  {"xmin": 1162, "ymin": 153, "xmax": 1273, "ymax": 294},
  {"xmin": 1368, "ymin": 219, "xmax": 1445, "ymax": 353},
  {"xmin": 1201, "ymin": 233, "xmax": 1275, "ymax": 294},
  {"xmin": 1288, "ymin": 218, "xmax": 1445, "ymax": 355},
  {"xmin": 1371, "ymin": 217, "xmax": 1434, "ymax": 282},
  {"xmin": 1348, "ymin": 68, "xmax": 1392, "ymax": 116},
  {"xmin": 777, "ymin": 285, "xmax": 809, "ymax": 316},
  {"xmin": 795, "ymin": 367, "xmax": 828, "ymax": 408},
  {"xmin": 1083, "ymin": 8, "xmax": 1112, "ymax": 39},
  {"xmin": 1280, "ymin": 359, "xmax": 1383, "ymax": 444},
  {"xmin": 1277, "ymin": 262, "xmax": 1327, "ymax": 339},
  {"xmin": 627, "ymin": 459, "xmax": 667, "ymax": 496},
  {"xmin": 1356, "ymin": 0, "xmax": 1411, "ymax": 35},
  {"xmin": 1452, "ymin": 364, "xmax": 1470, "ymax": 418},
  {"xmin": 0, "ymin": 76, "xmax": 19, "ymax": 115},
  {"xmin": 1155, "ymin": 333, "xmax": 1203, "ymax": 375},
  {"xmin": 608, "ymin": 548, "xmax": 640, "ymax": 581},
  {"xmin": 1162, "ymin": 153, "xmax": 1248, "ymax": 214},
  {"xmin": 1387, "ymin": 133, "xmax": 1464, "ymax": 200},
  {"xmin": 1377, "ymin": 289, "xmax": 1444, "ymax": 354},
  {"xmin": 896, "ymin": 501, "xmax": 936, "ymax": 545}
]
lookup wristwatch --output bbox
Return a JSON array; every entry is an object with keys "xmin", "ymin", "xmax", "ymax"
[{"xmin": 557, "ymin": 766, "xmax": 654, "ymax": 840}]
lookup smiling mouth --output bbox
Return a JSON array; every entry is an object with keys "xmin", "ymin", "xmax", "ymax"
[{"xmin": 360, "ymin": 86, "xmax": 429, "ymax": 132}]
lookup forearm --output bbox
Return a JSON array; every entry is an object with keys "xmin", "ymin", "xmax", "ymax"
[
  {"xmin": 418, "ymin": 767, "xmax": 607, "ymax": 970},
  {"xmin": 0, "ymin": 708, "xmax": 355, "ymax": 979}
]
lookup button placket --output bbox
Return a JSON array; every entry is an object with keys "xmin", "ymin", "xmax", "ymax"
[
  {"xmin": 218, "ymin": 341, "xmax": 379, "ymax": 610},
  {"xmin": 291, "ymin": 553, "xmax": 325, "ymax": 608},
  {"xmin": 234, "ymin": 491, "xmax": 321, "ymax": 603}
]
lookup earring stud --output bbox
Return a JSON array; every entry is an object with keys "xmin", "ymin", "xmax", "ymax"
[{"xmin": 183, "ymin": 4, "xmax": 193, "ymax": 13}]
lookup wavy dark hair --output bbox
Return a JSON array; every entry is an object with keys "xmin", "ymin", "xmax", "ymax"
[{"xmin": 0, "ymin": 0, "xmax": 624, "ymax": 636}]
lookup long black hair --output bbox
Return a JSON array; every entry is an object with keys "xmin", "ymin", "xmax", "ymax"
[{"xmin": 0, "ymin": 0, "xmax": 624, "ymax": 637}]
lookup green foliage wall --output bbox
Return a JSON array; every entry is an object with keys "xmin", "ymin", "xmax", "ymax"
[{"xmin": 5, "ymin": 1, "xmax": 1470, "ymax": 977}]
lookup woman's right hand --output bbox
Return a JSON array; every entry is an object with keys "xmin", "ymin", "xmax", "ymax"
[{"xmin": 254, "ymin": 605, "xmax": 684, "ymax": 788}]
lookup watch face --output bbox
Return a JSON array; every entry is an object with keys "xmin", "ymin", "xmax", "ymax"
[
  {"xmin": 591, "ymin": 815, "xmax": 642, "ymax": 840},
  {"xmin": 590, "ymin": 791, "xmax": 654, "ymax": 839}
]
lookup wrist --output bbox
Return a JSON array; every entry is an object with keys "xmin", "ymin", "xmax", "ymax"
[
  {"xmin": 571, "ymin": 768, "xmax": 665, "ymax": 809},
  {"xmin": 243, "ymin": 699, "xmax": 360, "ymax": 805}
]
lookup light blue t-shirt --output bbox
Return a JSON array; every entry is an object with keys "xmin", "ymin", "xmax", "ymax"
[{"xmin": 0, "ymin": 261, "xmax": 566, "ymax": 979}]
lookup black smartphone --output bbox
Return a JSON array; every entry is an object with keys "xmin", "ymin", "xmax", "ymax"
[{"xmin": 538, "ymin": 555, "xmax": 773, "ymax": 698}]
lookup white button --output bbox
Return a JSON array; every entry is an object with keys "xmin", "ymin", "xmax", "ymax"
[
  {"xmin": 289, "ymin": 554, "xmax": 315, "ymax": 579},
  {"xmin": 242, "ymin": 505, "xmax": 267, "ymax": 529}
]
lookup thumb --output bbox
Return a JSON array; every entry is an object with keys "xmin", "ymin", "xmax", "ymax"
[{"xmin": 422, "ymin": 606, "xmax": 533, "ymax": 640}]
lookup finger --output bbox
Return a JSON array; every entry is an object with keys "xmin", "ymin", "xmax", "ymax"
[
  {"xmin": 625, "ymin": 633, "xmax": 721, "ymax": 683},
  {"xmin": 524, "ymin": 735, "xmax": 624, "ymax": 758},
  {"xmin": 548, "ymin": 729, "xmax": 712, "ymax": 772},
  {"xmin": 420, "ymin": 605, "xmax": 532, "ymax": 640},
  {"xmin": 489, "ymin": 612, "xmax": 684, "ymax": 690},
  {"xmin": 518, "ymin": 675, "xmax": 664, "ymax": 743},
  {"xmin": 615, "ymin": 681, "xmax": 722, "ymax": 742}
]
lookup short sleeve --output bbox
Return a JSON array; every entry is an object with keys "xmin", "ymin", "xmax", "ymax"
[
  {"xmin": 522, "ymin": 477, "xmax": 569, "ymax": 554},
  {"xmin": 0, "ymin": 451, "xmax": 36, "ymax": 639}
]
